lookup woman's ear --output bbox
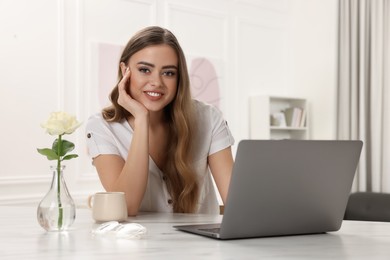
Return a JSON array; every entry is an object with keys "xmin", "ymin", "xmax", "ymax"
[{"xmin": 120, "ymin": 62, "xmax": 127, "ymax": 76}]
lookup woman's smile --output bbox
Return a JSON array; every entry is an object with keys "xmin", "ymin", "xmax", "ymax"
[{"xmin": 145, "ymin": 91, "xmax": 162, "ymax": 97}]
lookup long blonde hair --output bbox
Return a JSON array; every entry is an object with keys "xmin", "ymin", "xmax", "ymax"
[{"xmin": 102, "ymin": 26, "xmax": 199, "ymax": 213}]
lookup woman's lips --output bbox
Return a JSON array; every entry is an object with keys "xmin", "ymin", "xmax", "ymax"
[{"xmin": 145, "ymin": 91, "xmax": 162, "ymax": 97}]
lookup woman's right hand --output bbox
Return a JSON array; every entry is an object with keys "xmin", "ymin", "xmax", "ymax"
[{"xmin": 117, "ymin": 68, "xmax": 149, "ymax": 119}]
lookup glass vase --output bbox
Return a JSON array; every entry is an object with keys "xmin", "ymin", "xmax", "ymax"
[{"xmin": 37, "ymin": 165, "xmax": 76, "ymax": 231}]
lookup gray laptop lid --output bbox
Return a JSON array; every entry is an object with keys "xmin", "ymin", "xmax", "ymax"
[
  {"xmin": 218, "ymin": 140, "xmax": 363, "ymax": 239},
  {"xmin": 175, "ymin": 140, "xmax": 363, "ymax": 239}
]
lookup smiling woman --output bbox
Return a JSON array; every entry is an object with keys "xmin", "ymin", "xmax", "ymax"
[{"xmin": 85, "ymin": 26, "xmax": 235, "ymax": 216}]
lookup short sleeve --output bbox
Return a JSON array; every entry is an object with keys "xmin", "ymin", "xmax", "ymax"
[
  {"xmin": 209, "ymin": 106, "xmax": 235, "ymax": 155},
  {"xmin": 85, "ymin": 114, "xmax": 121, "ymax": 158}
]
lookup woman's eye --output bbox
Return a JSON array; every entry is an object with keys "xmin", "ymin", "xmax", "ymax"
[
  {"xmin": 139, "ymin": 67, "xmax": 150, "ymax": 73},
  {"xmin": 163, "ymin": 71, "xmax": 176, "ymax": 77}
]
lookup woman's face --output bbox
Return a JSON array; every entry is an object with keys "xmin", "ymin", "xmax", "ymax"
[{"xmin": 127, "ymin": 44, "xmax": 179, "ymax": 113}]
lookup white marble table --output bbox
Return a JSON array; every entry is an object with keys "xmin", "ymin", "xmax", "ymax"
[{"xmin": 1, "ymin": 206, "xmax": 390, "ymax": 259}]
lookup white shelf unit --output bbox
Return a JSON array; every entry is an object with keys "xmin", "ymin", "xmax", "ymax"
[{"xmin": 249, "ymin": 95, "xmax": 309, "ymax": 140}]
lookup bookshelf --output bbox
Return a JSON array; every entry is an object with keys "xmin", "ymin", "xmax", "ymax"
[{"xmin": 249, "ymin": 95, "xmax": 308, "ymax": 140}]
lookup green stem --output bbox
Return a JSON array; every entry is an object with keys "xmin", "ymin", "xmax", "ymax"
[{"xmin": 57, "ymin": 135, "xmax": 63, "ymax": 229}]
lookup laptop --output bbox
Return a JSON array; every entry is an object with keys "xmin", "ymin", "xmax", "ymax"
[{"xmin": 174, "ymin": 139, "xmax": 363, "ymax": 240}]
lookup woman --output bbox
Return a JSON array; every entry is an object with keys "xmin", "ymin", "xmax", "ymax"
[{"xmin": 86, "ymin": 26, "xmax": 234, "ymax": 216}]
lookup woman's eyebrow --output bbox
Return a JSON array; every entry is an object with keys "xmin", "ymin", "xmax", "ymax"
[
  {"xmin": 137, "ymin": 61, "xmax": 154, "ymax": 67},
  {"xmin": 162, "ymin": 65, "xmax": 178, "ymax": 70},
  {"xmin": 137, "ymin": 61, "xmax": 177, "ymax": 70}
]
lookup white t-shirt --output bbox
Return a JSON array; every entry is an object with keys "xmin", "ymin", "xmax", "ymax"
[{"xmin": 85, "ymin": 100, "xmax": 235, "ymax": 214}]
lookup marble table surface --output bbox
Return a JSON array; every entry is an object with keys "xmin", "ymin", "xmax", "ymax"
[{"xmin": 1, "ymin": 206, "xmax": 390, "ymax": 259}]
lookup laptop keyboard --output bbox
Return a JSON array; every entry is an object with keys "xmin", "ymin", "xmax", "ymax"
[{"xmin": 199, "ymin": 227, "xmax": 220, "ymax": 234}]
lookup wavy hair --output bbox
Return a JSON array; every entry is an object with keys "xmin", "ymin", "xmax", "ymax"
[{"xmin": 102, "ymin": 26, "xmax": 199, "ymax": 213}]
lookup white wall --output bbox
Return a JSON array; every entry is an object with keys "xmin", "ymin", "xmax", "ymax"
[
  {"xmin": 0, "ymin": 0, "xmax": 338, "ymax": 206},
  {"xmin": 289, "ymin": 0, "xmax": 338, "ymax": 139}
]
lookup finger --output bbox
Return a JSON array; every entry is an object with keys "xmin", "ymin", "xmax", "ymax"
[
  {"xmin": 118, "ymin": 68, "xmax": 131, "ymax": 92},
  {"xmin": 123, "ymin": 67, "xmax": 131, "ymax": 82}
]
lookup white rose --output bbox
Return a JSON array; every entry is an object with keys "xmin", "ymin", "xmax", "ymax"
[{"xmin": 41, "ymin": 112, "xmax": 82, "ymax": 136}]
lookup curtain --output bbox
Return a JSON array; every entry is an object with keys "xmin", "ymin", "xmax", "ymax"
[{"xmin": 337, "ymin": 0, "xmax": 390, "ymax": 192}]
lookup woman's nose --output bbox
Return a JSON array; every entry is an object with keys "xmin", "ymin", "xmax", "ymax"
[{"xmin": 150, "ymin": 72, "xmax": 162, "ymax": 87}]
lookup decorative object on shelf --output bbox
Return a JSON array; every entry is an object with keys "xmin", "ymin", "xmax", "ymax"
[
  {"xmin": 270, "ymin": 112, "xmax": 287, "ymax": 127},
  {"xmin": 36, "ymin": 112, "xmax": 82, "ymax": 231}
]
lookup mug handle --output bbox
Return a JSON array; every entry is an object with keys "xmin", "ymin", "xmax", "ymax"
[{"xmin": 87, "ymin": 194, "xmax": 94, "ymax": 209}]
